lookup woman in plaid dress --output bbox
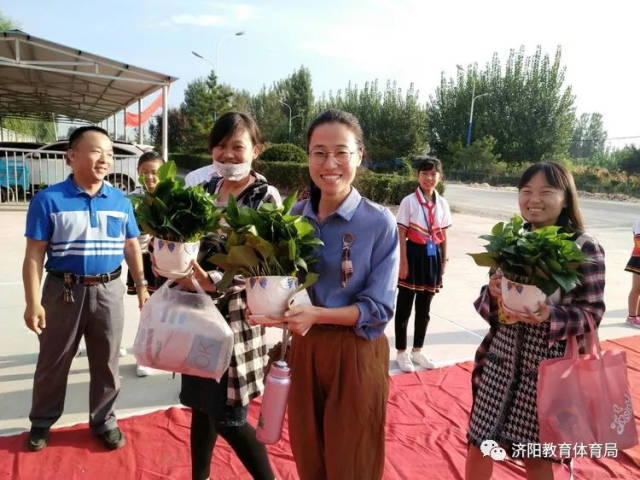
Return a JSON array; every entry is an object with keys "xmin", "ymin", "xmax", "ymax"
[
  {"xmin": 465, "ymin": 162, "xmax": 605, "ymax": 479},
  {"xmin": 175, "ymin": 112, "xmax": 281, "ymax": 480}
]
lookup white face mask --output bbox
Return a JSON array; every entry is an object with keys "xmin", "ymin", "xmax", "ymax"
[{"xmin": 213, "ymin": 160, "xmax": 251, "ymax": 181}]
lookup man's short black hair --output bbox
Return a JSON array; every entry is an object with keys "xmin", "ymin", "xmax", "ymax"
[{"xmin": 68, "ymin": 125, "xmax": 110, "ymax": 149}]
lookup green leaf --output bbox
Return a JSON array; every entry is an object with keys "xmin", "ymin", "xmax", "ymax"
[
  {"xmin": 288, "ymin": 238, "xmax": 297, "ymax": 261},
  {"xmin": 296, "ymin": 272, "xmax": 319, "ymax": 292},
  {"xmin": 282, "ymin": 192, "xmax": 297, "ymax": 214},
  {"xmin": 490, "ymin": 222, "xmax": 505, "ymax": 236},
  {"xmin": 244, "ymin": 235, "xmax": 275, "ymax": 260},
  {"xmin": 468, "ymin": 252, "xmax": 498, "ymax": 268}
]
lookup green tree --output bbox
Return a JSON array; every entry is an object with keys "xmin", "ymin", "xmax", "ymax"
[
  {"xmin": 180, "ymin": 71, "xmax": 234, "ymax": 151},
  {"xmin": 249, "ymin": 66, "xmax": 314, "ymax": 146},
  {"xmin": 250, "ymin": 86, "xmax": 288, "ymax": 144},
  {"xmin": 316, "ymin": 80, "xmax": 429, "ymax": 162},
  {"xmin": 278, "ymin": 66, "xmax": 314, "ymax": 145},
  {"xmin": 0, "ymin": 11, "xmax": 18, "ymax": 30},
  {"xmin": 428, "ymin": 46, "xmax": 575, "ymax": 164},
  {"xmin": 149, "ymin": 108, "xmax": 189, "ymax": 152},
  {"xmin": 444, "ymin": 136, "xmax": 501, "ymax": 171},
  {"xmin": 615, "ymin": 145, "xmax": 640, "ymax": 174},
  {"xmin": 569, "ymin": 112, "xmax": 607, "ymax": 159}
]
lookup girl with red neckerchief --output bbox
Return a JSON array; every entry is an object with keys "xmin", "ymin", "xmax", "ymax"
[{"xmin": 394, "ymin": 157, "xmax": 452, "ymax": 373}]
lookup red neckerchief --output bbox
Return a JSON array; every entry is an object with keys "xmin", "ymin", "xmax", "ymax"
[{"xmin": 414, "ymin": 188, "xmax": 436, "ymax": 237}]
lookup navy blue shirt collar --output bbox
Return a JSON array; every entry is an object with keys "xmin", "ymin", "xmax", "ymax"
[{"xmin": 302, "ymin": 187, "xmax": 362, "ymax": 223}]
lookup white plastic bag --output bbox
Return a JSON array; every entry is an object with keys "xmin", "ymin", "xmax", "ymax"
[{"xmin": 133, "ymin": 278, "xmax": 233, "ymax": 380}]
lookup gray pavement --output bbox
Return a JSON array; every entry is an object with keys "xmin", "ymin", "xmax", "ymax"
[{"xmin": 1, "ymin": 188, "xmax": 639, "ymax": 437}]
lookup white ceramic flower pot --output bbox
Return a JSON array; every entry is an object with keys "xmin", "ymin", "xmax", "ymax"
[
  {"xmin": 501, "ymin": 277, "xmax": 547, "ymax": 318},
  {"xmin": 245, "ymin": 276, "xmax": 299, "ymax": 316},
  {"xmin": 152, "ymin": 238, "xmax": 200, "ymax": 279}
]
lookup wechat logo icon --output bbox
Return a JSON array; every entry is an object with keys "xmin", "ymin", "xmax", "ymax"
[{"xmin": 480, "ymin": 439, "xmax": 507, "ymax": 461}]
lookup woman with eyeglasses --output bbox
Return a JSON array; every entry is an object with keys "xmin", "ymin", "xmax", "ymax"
[{"xmin": 260, "ymin": 109, "xmax": 399, "ymax": 479}]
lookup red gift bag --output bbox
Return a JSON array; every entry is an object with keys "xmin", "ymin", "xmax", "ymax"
[{"xmin": 537, "ymin": 314, "xmax": 638, "ymax": 453}]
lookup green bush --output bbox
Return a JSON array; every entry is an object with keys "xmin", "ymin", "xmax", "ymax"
[
  {"xmin": 355, "ymin": 170, "xmax": 445, "ymax": 204},
  {"xmin": 253, "ymin": 161, "xmax": 310, "ymax": 195},
  {"xmin": 260, "ymin": 143, "xmax": 307, "ymax": 163},
  {"xmin": 369, "ymin": 158, "xmax": 414, "ymax": 176},
  {"xmin": 169, "ymin": 152, "xmax": 210, "ymax": 171}
]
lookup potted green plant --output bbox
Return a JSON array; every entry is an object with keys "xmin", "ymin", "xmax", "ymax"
[
  {"xmin": 130, "ymin": 161, "xmax": 222, "ymax": 278},
  {"xmin": 468, "ymin": 215, "xmax": 589, "ymax": 319},
  {"xmin": 210, "ymin": 193, "xmax": 323, "ymax": 316}
]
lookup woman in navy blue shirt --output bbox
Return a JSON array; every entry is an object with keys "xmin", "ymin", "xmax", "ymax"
[{"xmin": 265, "ymin": 109, "xmax": 399, "ymax": 479}]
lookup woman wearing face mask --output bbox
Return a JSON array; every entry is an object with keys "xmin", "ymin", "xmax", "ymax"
[{"xmin": 178, "ymin": 112, "xmax": 281, "ymax": 480}]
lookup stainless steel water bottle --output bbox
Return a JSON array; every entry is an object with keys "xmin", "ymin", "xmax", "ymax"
[{"xmin": 256, "ymin": 359, "xmax": 291, "ymax": 444}]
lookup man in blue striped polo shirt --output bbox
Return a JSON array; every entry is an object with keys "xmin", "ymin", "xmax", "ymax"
[{"xmin": 22, "ymin": 126, "xmax": 150, "ymax": 451}]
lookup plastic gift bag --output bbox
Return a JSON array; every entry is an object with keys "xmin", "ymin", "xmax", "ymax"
[
  {"xmin": 537, "ymin": 314, "xmax": 638, "ymax": 454},
  {"xmin": 133, "ymin": 278, "xmax": 233, "ymax": 380}
]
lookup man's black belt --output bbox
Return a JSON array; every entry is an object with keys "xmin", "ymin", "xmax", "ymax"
[{"xmin": 48, "ymin": 267, "xmax": 122, "ymax": 286}]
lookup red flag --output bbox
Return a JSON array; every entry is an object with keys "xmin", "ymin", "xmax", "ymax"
[{"xmin": 126, "ymin": 94, "xmax": 163, "ymax": 127}]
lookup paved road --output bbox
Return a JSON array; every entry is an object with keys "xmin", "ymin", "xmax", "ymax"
[{"xmin": 444, "ymin": 183, "xmax": 639, "ymax": 230}]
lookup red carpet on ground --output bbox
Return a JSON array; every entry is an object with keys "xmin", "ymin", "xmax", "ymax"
[{"xmin": 1, "ymin": 337, "xmax": 639, "ymax": 479}]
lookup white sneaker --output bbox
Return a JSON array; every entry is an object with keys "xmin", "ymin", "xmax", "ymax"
[
  {"xmin": 411, "ymin": 351, "xmax": 436, "ymax": 369},
  {"xmin": 119, "ymin": 346, "xmax": 127, "ymax": 357},
  {"xmin": 396, "ymin": 351, "xmax": 415, "ymax": 373},
  {"xmin": 136, "ymin": 364, "xmax": 151, "ymax": 377}
]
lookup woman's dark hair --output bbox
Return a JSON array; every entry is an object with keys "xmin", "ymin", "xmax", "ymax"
[
  {"xmin": 207, "ymin": 111, "xmax": 262, "ymax": 152},
  {"xmin": 306, "ymin": 109, "xmax": 365, "ymax": 211},
  {"xmin": 137, "ymin": 150, "xmax": 163, "ymax": 169},
  {"xmin": 416, "ymin": 156, "xmax": 444, "ymax": 177},
  {"xmin": 518, "ymin": 161, "xmax": 584, "ymax": 233}
]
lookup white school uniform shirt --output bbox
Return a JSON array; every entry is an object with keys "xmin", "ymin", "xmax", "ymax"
[
  {"xmin": 396, "ymin": 188, "xmax": 452, "ymax": 245},
  {"xmin": 633, "ymin": 219, "xmax": 640, "ymax": 236}
]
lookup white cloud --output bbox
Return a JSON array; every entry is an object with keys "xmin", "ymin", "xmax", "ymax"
[
  {"xmin": 232, "ymin": 4, "xmax": 256, "ymax": 22},
  {"xmin": 169, "ymin": 3, "xmax": 256, "ymax": 27},
  {"xmin": 171, "ymin": 14, "xmax": 227, "ymax": 27},
  {"xmin": 202, "ymin": 2, "xmax": 257, "ymax": 21}
]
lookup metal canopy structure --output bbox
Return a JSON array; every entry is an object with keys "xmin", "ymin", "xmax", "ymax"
[{"xmin": 0, "ymin": 30, "xmax": 177, "ymax": 156}]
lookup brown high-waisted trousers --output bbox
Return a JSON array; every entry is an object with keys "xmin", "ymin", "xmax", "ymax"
[{"xmin": 288, "ymin": 325, "xmax": 390, "ymax": 480}]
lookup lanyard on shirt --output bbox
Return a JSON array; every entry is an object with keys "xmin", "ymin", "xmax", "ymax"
[{"xmin": 414, "ymin": 188, "xmax": 436, "ymax": 237}]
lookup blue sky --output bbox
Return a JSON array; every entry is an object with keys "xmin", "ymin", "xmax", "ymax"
[{"xmin": 3, "ymin": 0, "xmax": 639, "ymax": 146}]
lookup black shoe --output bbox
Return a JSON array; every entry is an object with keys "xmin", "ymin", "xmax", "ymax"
[
  {"xmin": 98, "ymin": 427, "xmax": 126, "ymax": 450},
  {"xmin": 27, "ymin": 427, "xmax": 49, "ymax": 451}
]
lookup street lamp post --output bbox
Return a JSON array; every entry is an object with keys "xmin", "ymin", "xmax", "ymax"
[
  {"xmin": 191, "ymin": 50, "xmax": 214, "ymax": 69},
  {"xmin": 216, "ymin": 31, "xmax": 245, "ymax": 73},
  {"xmin": 278, "ymin": 100, "xmax": 294, "ymax": 143},
  {"xmin": 192, "ymin": 31, "xmax": 245, "ymax": 121},
  {"xmin": 457, "ymin": 65, "xmax": 489, "ymax": 146}
]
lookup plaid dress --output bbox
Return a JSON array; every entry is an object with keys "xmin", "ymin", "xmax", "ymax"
[
  {"xmin": 467, "ymin": 233, "xmax": 606, "ymax": 455},
  {"xmin": 180, "ymin": 172, "xmax": 280, "ymax": 409}
]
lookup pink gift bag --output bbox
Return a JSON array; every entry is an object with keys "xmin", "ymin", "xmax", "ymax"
[{"xmin": 537, "ymin": 314, "xmax": 638, "ymax": 452}]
